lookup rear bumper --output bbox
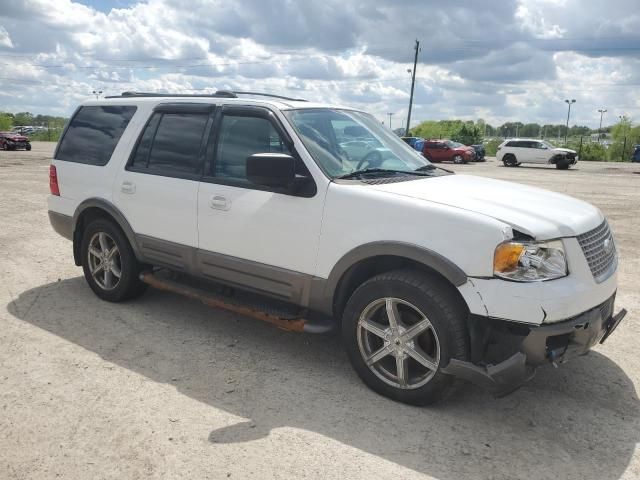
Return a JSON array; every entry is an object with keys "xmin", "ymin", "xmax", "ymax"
[
  {"xmin": 442, "ymin": 294, "xmax": 627, "ymax": 396},
  {"xmin": 48, "ymin": 210, "xmax": 73, "ymax": 240}
]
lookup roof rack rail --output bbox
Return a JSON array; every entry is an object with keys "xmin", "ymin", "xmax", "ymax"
[
  {"xmin": 105, "ymin": 90, "xmax": 307, "ymax": 102},
  {"xmin": 106, "ymin": 90, "xmax": 238, "ymax": 99},
  {"xmin": 232, "ymin": 91, "xmax": 307, "ymax": 102}
]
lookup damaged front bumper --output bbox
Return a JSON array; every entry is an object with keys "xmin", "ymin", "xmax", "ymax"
[{"xmin": 442, "ymin": 294, "xmax": 627, "ymax": 396}]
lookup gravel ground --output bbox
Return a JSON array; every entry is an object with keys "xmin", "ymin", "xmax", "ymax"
[{"xmin": 1, "ymin": 142, "xmax": 639, "ymax": 480}]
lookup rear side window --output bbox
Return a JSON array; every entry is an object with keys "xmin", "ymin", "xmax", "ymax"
[
  {"xmin": 130, "ymin": 112, "xmax": 210, "ymax": 177},
  {"xmin": 56, "ymin": 105, "xmax": 136, "ymax": 166}
]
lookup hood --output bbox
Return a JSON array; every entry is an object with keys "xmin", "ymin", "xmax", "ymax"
[
  {"xmin": 367, "ymin": 174, "xmax": 602, "ymax": 239},
  {"xmin": 3, "ymin": 133, "xmax": 28, "ymax": 141},
  {"xmin": 554, "ymin": 147, "xmax": 577, "ymax": 154}
]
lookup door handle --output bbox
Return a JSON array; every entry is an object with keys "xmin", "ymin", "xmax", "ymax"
[
  {"xmin": 121, "ymin": 181, "xmax": 136, "ymax": 194},
  {"xmin": 209, "ymin": 195, "xmax": 230, "ymax": 211}
]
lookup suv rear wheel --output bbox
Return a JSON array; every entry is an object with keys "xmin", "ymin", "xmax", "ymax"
[
  {"xmin": 81, "ymin": 218, "xmax": 147, "ymax": 302},
  {"xmin": 453, "ymin": 154, "xmax": 464, "ymax": 164},
  {"xmin": 342, "ymin": 270, "xmax": 468, "ymax": 405}
]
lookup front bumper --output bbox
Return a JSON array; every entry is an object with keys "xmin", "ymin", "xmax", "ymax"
[
  {"xmin": 5, "ymin": 140, "xmax": 30, "ymax": 149},
  {"xmin": 442, "ymin": 294, "xmax": 627, "ymax": 396}
]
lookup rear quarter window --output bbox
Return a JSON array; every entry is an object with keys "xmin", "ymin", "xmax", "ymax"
[{"xmin": 55, "ymin": 105, "xmax": 137, "ymax": 166}]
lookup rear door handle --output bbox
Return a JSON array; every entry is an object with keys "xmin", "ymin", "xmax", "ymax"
[
  {"xmin": 121, "ymin": 181, "xmax": 136, "ymax": 194},
  {"xmin": 209, "ymin": 195, "xmax": 230, "ymax": 211}
]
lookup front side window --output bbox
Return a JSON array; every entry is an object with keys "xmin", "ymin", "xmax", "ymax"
[
  {"xmin": 284, "ymin": 109, "xmax": 430, "ymax": 178},
  {"xmin": 214, "ymin": 115, "xmax": 291, "ymax": 182},
  {"xmin": 56, "ymin": 105, "xmax": 136, "ymax": 165},
  {"xmin": 130, "ymin": 112, "xmax": 209, "ymax": 176}
]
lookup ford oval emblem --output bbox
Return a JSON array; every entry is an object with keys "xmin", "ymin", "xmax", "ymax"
[{"xmin": 603, "ymin": 238, "xmax": 613, "ymax": 254}]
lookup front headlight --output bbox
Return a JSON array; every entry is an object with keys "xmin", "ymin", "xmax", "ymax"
[{"xmin": 494, "ymin": 240, "xmax": 567, "ymax": 282}]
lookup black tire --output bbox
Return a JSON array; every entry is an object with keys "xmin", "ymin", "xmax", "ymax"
[
  {"xmin": 25, "ymin": 144, "xmax": 31, "ymax": 151},
  {"xmin": 81, "ymin": 218, "xmax": 147, "ymax": 302},
  {"xmin": 502, "ymin": 154, "xmax": 517, "ymax": 167},
  {"xmin": 453, "ymin": 154, "xmax": 464, "ymax": 164},
  {"xmin": 342, "ymin": 269, "xmax": 469, "ymax": 406},
  {"xmin": 556, "ymin": 161, "xmax": 570, "ymax": 170}
]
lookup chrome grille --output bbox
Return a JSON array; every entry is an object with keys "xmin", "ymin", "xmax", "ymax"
[{"xmin": 577, "ymin": 220, "xmax": 617, "ymax": 282}]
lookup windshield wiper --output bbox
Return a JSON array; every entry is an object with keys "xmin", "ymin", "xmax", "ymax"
[
  {"xmin": 336, "ymin": 168, "xmax": 433, "ymax": 180},
  {"xmin": 415, "ymin": 164, "xmax": 454, "ymax": 174}
]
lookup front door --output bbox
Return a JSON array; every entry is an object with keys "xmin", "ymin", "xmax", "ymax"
[{"xmin": 197, "ymin": 106, "xmax": 326, "ymax": 303}]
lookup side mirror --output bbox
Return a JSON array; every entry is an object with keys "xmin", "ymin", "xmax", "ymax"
[{"xmin": 246, "ymin": 153, "xmax": 296, "ymax": 189}]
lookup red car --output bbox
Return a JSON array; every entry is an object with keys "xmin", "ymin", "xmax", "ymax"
[
  {"xmin": 0, "ymin": 132, "xmax": 31, "ymax": 151},
  {"xmin": 422, "ymin": 139, "xmax": 475, "ymax": 164}
]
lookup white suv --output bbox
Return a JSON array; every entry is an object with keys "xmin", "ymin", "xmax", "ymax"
[
  {"xmin": 48, "ymin": 91, "xmax": 625, "ymax": 405},
  {"xmin": 497, "ymin": 138, "xmax": 578, "ymax": 169}
]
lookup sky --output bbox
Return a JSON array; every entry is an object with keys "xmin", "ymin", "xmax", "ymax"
[{"xmin": 0, "ymin": 0, "xmax": 639, "ymax": 128}]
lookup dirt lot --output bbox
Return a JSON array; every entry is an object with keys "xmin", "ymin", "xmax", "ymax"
[{"xmin": 1, "ymin": 142, "xmax": 639, "ymax": 480}]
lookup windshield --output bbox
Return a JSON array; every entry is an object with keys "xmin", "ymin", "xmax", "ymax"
[
  {"xmin": 445, "ymin": 140, "xmax": 463, "ymax": 148},
  {"xmin": 283, "ymin": 109, "xmax": 431, "ymax": 178}
]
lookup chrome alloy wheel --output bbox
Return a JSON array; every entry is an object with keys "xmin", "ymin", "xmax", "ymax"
[
  {"xmin": 87, "ymin": 232, "xmax": 122, "ymax": 291},
  {"xmin": 357, "ymin": 298, "xmax": 440, "ymax": 390}
]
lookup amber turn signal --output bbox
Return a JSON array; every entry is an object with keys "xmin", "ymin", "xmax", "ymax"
[{"xmin": 494, "ymin": 242, "xmax": 525, "ymax": 273}]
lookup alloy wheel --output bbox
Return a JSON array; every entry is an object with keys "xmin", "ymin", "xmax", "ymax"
[
  {"xmin": 356, "ymin": 297, "xmax": 440, "ymax": 390},
  {"xmin": 87, "ymin": 232, "xmax": 122, "ymax": 291}
]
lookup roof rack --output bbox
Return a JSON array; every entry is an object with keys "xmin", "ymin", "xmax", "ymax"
[
  {"xmin": 106, "ymin": 90, "xmax": 307, "ymax": 102},
  {"xmin": 232, "ymin": 91, "xmax": 307, "ymax": 102},
  {"xmin": 106, "ymin": 90, "xmax": 237, "ymax": 99}
]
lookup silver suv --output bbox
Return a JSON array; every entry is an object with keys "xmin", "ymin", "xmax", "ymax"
[{"xmin": 497, "ymin": 138, "xmax": 578, "ymax": 169}]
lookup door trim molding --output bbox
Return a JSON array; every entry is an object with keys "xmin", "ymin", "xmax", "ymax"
[{"xmin": 134, "ymin": 234, "xmax": 314, "ymax": 304}]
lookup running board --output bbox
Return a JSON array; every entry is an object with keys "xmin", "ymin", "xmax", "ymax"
[{"xmin": 139, "ymin": 271, "xmax": 334, "ymax": 334}]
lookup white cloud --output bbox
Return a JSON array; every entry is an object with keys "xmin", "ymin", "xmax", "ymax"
[
  {"xmin": 0, "ymin": 25, "xmax": 13, "ymax": 48},
  {"xmin": 0, "ymin": 0, "xmax": 638, "ymax": 128}
]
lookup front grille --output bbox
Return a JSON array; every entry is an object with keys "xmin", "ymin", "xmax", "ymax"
[{"xmin": 577, "ymin": 220, "xmax": 617, "ymax": 282}]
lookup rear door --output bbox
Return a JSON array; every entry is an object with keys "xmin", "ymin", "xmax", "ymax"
[
  {"xmin": 113, "ymin": 103, "xmax": 215, "ymax": 270},
  {"xmin": 424, "ymin": 141, "xmax": 443, "ymax": 161}
]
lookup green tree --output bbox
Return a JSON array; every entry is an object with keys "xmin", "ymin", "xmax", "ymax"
[
  {"xmin": 13, "ymin": 112, "xmax": 35, "ymax": 126},
  {"xmin": 579, "ymin": 142, "xmax": 607, "ymax": 161},
  {"xmin": 0, "ymin": 113, "xmax": 12, "ymax": 130}
]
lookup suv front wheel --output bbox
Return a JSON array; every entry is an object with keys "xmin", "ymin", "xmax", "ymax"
[
  {"xmin": 81, "ymin": 218, "xmax": 147, "ymax": 302},
  {"xmin": 502, "ymin": 154, "xmax": 518, "ymax": 167},
  {"xmin": 342, "ymin": 270, "xmax": 469, "ymax": 405}
]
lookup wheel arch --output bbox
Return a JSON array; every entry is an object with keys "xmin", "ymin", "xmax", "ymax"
[
  {"xmin": 72, "ymin": 198, "xmax": 140, "ymax": 266},
  {"xmin": 312, "ymin": 242, "xmax": 468, "ymax": 319}
]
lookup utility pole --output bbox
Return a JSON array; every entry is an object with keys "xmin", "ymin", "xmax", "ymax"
[
  {"xmin": 598, "ymin": 109, "xmax": 607, "ymax": 141},
  {"xmin": 405, "ymin": 39, "xmax": 420, "ymax": 136},
  {"xmin": 387, "ymin": 112, "xmax": 394, "ymax": 129},
  {"xmin": 564, "ymin": 99, "xmax": 576, "ymax": 145}
]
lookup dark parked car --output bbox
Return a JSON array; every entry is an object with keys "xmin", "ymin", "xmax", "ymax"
[
  {"xmin": 632, "ymin": 145, "xmax": 640, "ymax": 163},
  {"xmin": 401, "ymin": 136, "xmax": 422, "ymax": 147},
  {"xmin": 470, "ymin": 144, "xmax": 486, "ymax": 162},
  {"xmin": 0, "ymin": 132, "xmax": 31, "ymax": 151},
  {"xmin": 422, "ymin": 139, "xmax": 475, "ymax": 164}
]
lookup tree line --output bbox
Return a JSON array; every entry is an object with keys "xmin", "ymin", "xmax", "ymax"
[{"xmin": 409, "ymin": 119, "xmax": 617, "ymax": 145}]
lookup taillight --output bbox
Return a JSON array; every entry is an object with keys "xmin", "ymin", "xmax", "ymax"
[{"xmin": 49, "ymin": 164, "xmax": 60, "ymax": 196}]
